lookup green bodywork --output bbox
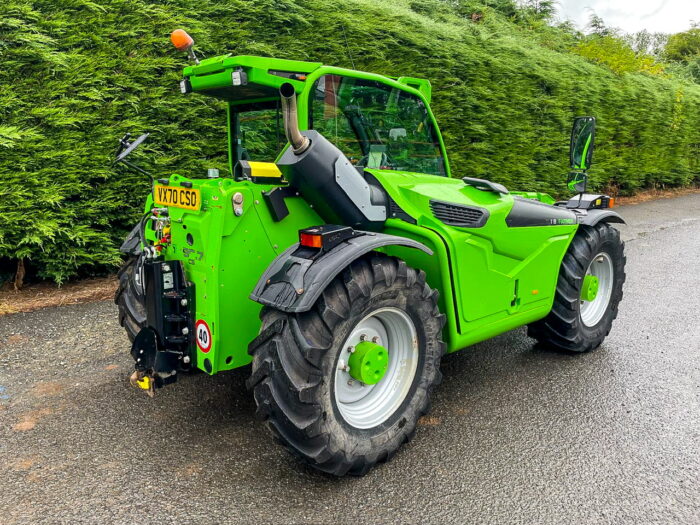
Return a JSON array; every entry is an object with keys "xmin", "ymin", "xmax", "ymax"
[{"xmin": 146, "ymin": 54, "xmax": 579, "ymax": 375}]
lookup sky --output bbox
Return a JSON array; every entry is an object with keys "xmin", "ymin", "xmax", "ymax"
[{"xmin": 556, "ymin": 0, "xmax": 700, "ymax": 35}]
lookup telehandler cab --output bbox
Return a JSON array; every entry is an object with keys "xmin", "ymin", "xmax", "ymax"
[{"xmin": 115, "ymin": 30, "xmax": 626, "ymax": 476}]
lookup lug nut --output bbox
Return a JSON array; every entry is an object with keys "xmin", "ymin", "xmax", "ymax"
[
  {"xmin": 372, "ymin": 336, "xmax": 380, "ymax": 343},
  {"xmin": 347, "ymin": 346, "xmax": 354, "ymax": 353},
  {"xmin": 359, "ymin": 334, "xmax": 367, "ymax": 341}
]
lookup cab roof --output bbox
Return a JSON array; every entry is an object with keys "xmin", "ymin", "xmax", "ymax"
[{"xmin": 182, "ymin": 55, "xmax": 432, "ymax": 103}]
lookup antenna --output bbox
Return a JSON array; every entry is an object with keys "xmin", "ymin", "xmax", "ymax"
[{"xmin": 341, "ymin": 25, "xmax": 356, "ymax": 70}]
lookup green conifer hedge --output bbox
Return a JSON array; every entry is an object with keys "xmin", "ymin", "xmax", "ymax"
[{"xmin": 1, "ymin": 0, "xmax": 699, "ymax": 283}]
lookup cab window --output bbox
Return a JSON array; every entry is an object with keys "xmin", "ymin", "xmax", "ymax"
[
  {"xmin": 230, "ymin": 101, "xmax": 283, "ymax": 163},
  {"xmin": 310, "ymin": 75, "xmax": 446, "ymax": 176}
]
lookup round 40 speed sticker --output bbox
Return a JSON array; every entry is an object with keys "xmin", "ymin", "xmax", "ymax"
[{"xmin": 195, "ymin": 320, "xmax": 212, "ymax": 353}]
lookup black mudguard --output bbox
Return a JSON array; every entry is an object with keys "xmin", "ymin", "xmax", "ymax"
[
  {"xmin": 577, "ymin": 209, "xmax": 626, "ymax": 226},
  {"xmin": 250, "ymin": 231, "xmax": 433, "ymax": 313},
  {"xmin": 120, "ymin": 221, "xmax": 142, "ymax": 255}
]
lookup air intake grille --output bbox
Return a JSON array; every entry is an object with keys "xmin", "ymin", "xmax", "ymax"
[{"xmin": 429, "ymin": 200, "xmax": 488, "ymax": 228}]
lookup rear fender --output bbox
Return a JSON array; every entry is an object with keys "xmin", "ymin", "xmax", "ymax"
[
  {"xmin": 120, "ymin": 221, "xmax": 142, "ymax": 255},
  {"xmin": 250, "ymin": 231, "xmax": 433, "ymax": 313}
]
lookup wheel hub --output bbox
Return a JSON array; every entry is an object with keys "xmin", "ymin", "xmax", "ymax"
[
  {"xmin": 579, "ymin": 252, "xmax": 614, "ymax": 327},
  {"xmin": 334, "ymin": 307, "xmax": 419, "ymax": 429},
  {"xmin": 581, "ymin": 274, "xmax": 599, "ymax": 302},
  {"xmin": 348, "ymin": 341, "xmax": 389, "ymax": 385}
]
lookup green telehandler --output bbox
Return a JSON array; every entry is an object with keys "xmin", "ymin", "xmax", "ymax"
[{"xmin": 115, "ymin": 30, "xmax": 626, "ymax": 476}]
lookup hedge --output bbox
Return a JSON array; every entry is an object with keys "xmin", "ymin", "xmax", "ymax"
[{"xmin": 1, "ymin": 0, "xmax": 699, "ymax": 283}]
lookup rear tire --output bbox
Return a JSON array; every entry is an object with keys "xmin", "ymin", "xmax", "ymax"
[
  {"xmin": 528, "ymin": 222, "xmax": 626, "ymax": 352},
  {"xmin": 115, "ymin": 255, "xmax": 147, "ymax": 342},
  {"xmin": 247, "ymin": 254, "xmax": 445, "ymax": 476}
]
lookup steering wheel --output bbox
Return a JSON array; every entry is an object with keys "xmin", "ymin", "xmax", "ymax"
[{"xmin": 115, "ymin": 133, "xmax": 150, "ymax": 163}]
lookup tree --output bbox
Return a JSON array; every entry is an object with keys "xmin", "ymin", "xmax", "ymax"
[
  {"xmin": 664, "ymin": 28, "xmax": 700, "ymax": 62},
  {"xmin": 575, "ymin": 36, "xmax": 664, "ymax": 75}
]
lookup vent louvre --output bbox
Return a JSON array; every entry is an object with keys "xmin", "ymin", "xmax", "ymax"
[{"xmin": 429, "ymin": 200, "xmax": 488, "ymax": 228}]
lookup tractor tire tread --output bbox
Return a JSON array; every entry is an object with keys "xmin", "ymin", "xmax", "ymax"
[
  {"xmin": 528, "ymin": 222, "xmax": 626, "ymax": 353},
  {"xmin": 247, "ymin": 253, "xmax": 445, "ymax": 476}
]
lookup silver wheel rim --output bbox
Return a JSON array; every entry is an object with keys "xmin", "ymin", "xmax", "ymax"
[
  {"xmin": 334, "ymin": 307, "xmax": 419, "ymax": 429},
  {"xmin": 580, "ymin": 252, "xmax": 614, "ymax": 327}
]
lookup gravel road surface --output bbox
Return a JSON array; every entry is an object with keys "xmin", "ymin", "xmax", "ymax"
[{"xmin": 1, "ymin": 194, "xmax": 699, "ymax": 524}]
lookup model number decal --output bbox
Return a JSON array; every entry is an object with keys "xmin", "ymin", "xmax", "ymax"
[
  {"xmin": 195, "ymin": 320, "xmax": 212, "ymax": 353},
  {"xmin": 182, "ymin": 247, "xmax": 204, "ymax": 260}
]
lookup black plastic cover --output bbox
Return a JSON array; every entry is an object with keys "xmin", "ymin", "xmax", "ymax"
[
  {"xmin": 276, "ymin": 130, "xmax": 386, "ymax": 228},
  {"xmin": 506, "ymin": 197, "xmax": 578, "ymax": 227}
]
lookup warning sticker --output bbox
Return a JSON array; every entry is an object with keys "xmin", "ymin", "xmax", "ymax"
[{"xmin": 195, "ymin": 320, "xmax": 212, "ymax": 353}]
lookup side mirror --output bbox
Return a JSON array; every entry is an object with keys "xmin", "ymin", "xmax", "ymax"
[
  {"xmin": 566, "ymin": 171, "xmax": 587, "ymax": 193},
  {"xmin": 570, "ymin": 116, "xmax": 595, "ymax": 171}
]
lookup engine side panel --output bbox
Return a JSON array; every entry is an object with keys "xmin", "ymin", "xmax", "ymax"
[{"xmin": 370, "ymin": 170, "xmax": 578, "ymax": 353}]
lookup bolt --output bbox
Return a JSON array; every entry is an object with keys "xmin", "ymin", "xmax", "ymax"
[
  {"xmin": 137, "ymin": 358, "xmax": 141, "ymax": 363},
  {"xmin": 182, "ymin": 327, "xmax": 189, "ymax": 335},
  {"xmin": 347, "ymin": 379, "xmax": 355, "ymax": 386},
  {"xmin": 180, "ymin": 299, "xmax": 188, "ymax": 306},
  {"xmin": 234, "ymin": 207, "xmax": 243, "ymax": 217},
  {"xmin": 162, "ymin": 264, "xmax": 171, "ymax": 272},
  {"xmin": 360, "ymin": 334, "xmax": 367, "ymax": 341},
  {"xmin": 372, "ymin": 336, "xmax": 380, "ymax": 344},
  {"xmin": 183, "ymin": 356, "xmax": 191, "ymax": 364},
  {"xmin": 296, "ymin": 288, "xmax": 304, "ymax": 295},
  {"xmin": 139, "ymin": 349, "xmax": 144, "ymax": 354},
  {"xmin": 254, "ymin": 199, "xmax": 260, "ymax": 205},
  {"xmin": 233, "ymin": 192, "xmax": 244, "ymax": 204},
  {"xmin": 347, "ymin": 346, "xmax": 354, "ymax": 353}
]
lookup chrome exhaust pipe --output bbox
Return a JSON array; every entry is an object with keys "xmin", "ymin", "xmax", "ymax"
[{"xmin": 279, "ymin": 82, "xmax": 310, "ymax": 155}]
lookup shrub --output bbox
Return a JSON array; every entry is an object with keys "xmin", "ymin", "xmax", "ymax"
[{"xmin": 1, "ymin": 0, "xmax": 699, "ymax": 283}]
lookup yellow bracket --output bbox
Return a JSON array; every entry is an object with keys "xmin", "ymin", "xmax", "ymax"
[
  {"xmin": 239, "ymin": 160, "xmax": 282, "ymax": 181},
  {"xmin": 136, "ymin": 376, "xmax": 151, "ymax": 390}
]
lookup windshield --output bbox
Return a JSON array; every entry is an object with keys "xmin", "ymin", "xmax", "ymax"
[{"xmin": 310, "ymin": 75, "xmax": 446, "ymax": 176}]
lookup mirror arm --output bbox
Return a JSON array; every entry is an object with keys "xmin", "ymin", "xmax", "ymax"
[
  {"xmin": 118, "ymin": 158, "xmax": 152, "ymax": 178},
  {"xmin": 576, "ymin": 170, "xmax": 588, "ymax": 207}
]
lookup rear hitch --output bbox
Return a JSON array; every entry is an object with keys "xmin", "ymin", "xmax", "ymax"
[
  {"xmin": 129, "ymin": 258, "xmax": 195, "ymax": 395},
  {"xmin": 130, "ymin": 327, "xmax": 179, "ymax": 396}
]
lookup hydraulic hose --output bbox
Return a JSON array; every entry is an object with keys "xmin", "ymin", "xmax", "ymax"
[{"xmin": 279, "ymin": 82, "xmax": 310, "ymax": 155}]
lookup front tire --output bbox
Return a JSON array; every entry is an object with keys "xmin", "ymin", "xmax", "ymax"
[
  {"xmin": 528, "ymin": 222, "xmax": 626, "ymax": 352},
  {"xmin": 247, "ymin": 254, "xmax": 445, "ymax": 476}
]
